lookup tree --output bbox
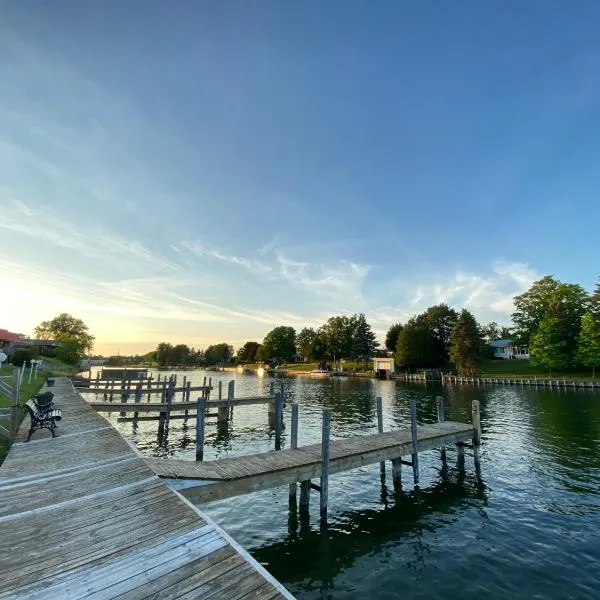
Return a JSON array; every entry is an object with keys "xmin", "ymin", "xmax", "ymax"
[
  {"xmin": 351, "ymin": 314, "xmax": 379, "ymax": 364},
  {"xmin": 385, "ymin": 323, "xmax": 403, "ymax": 353},
  {"xmin": 322, "ymin": 315, "xmax": 356, "ymax": 361},
  {"xmin": 449, "ymin": 309, "xmax": 486, "ymax": 376},
  {"xmin": 261, "ymin": 326, "xmax": 296, "ymax": 363},
  {"xmin": 577, "ymin": 312, "xmax": 600, "ymax": 377},
  {"xmin": 419, "ymin": 304, "xmax": 458, "ymax": 365},
  {"xmin": 530, "ymin": 315, "xmax": 570, "ymax": 375},
  {"xmin": 395, "ymin": 320, "xmax": 437, "ymax": 369},
  {"xmin": 204, "ymin": 343, "xmax": 233, "ymax": 365},
  {"xmin": 237, "ymin": 341, "xmax": 260, "ymax": 363},
  {"xmin": 35, "ymin": 313, "xmax": 94, "ymax": 365},
  {"xmin": 512, "ymin": 276, "xmax": 590, "ymax": 348},
  {"xmin": 592, "ymin": 277, "xmax": 600, "ymax": 318},
  {"xmin": 482, "ymin": 322, "xmax": 500, "ymax": 343},
  {"xmin": 156, "ymin": 342, "xmax": 174, "ymax": 367},
  {"xmin": 296, "ymin": 328, "xmax": 317, "ymax": 359}
]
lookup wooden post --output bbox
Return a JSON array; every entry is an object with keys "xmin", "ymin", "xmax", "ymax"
[
  {"xmin": 299, "ymin": 480, "xmax": 311, "ymax": 514},
  {"xmin": 165, "ymin": 378, "xmax": 174, "ymax": 430},
  {"xmin": 182, "ymin": 376, "xmax": 187, "ymax": 401},
  {"xmin": 275, "ymin": 390, "xmax": 284, "ymax": 450},
  {"xmin": 436, "ymin": 395, "xmax": 447, "ymax": 466},
  {"xmin": 472, "ymin": 399, "xmax": 481, "ymax": 475},
  {"xmin": 289, "ymin": 403, "xmax": 299, "ymax": 510},
  {"xmin": 410, "ymin": 398, "xmax": 419, "ymax": 488},
  {"xmin": 147, "ymin": 375, "xmax": 152, "ymax": 401},
  {"xmin": 218, "ymin": 380, "xmax": 223, "ymax": 400},
  {"xmin": 10, "ymin": 368, "xmax": 20, "ymax": 440},
  {"xmin": 391, "ymin": 458, "xmax": 402, "ymax": 491},
  {"xmin": 320, "ymin": 408, "xmax": 331, "ymax": 519},
  {"xmin": 217, "ymin": 380, "xmax": 229, "ymax": 423},
  {"xmin": 195, "ymin": 396, "xmax": 207, "ymax": 461},
  {"xmin": 376, "ymin": 397, "xmax": 385, "ymax": 477}
]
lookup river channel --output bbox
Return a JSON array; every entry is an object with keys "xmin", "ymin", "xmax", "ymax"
[{"xmin": 98, "ymin": 369, "xmax": 600, "ymax": 600}]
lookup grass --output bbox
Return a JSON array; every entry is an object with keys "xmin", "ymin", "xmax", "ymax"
[
  {"xmin": 42, "ymin": 356, "xmax": 80, "ymax": 377},
  {"xmin": 0, "ymin": 365, "xmax": 47, "ymax": 463},
  {"xmin": 479, "ymin": 359, "xmax": 596, "ymax": 379}
]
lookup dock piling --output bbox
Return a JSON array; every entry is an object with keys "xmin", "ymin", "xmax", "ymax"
[
  {"xmin": 289, "ymin": 403, "xmax": 299, "ymax": 510},
  {"xmin": 195, "ymin": 395, "xmax": 207, "ymax": 461},
  {"xmin": 320, "ymin": 408, "xmax": 331, "ymax": 519},
  {"xmin": 376, "ymin": 397, "xmax": 385, "ymax": 478},
  {"xmin": 274, "ymin": 390, "xmax": 284, "ymax": 450},
  {"xmin": 472, "ymin": 399, "xmax": 481, "ymax": 476},
  {"xmin": 436, "ymin": 395, "xmax": 447, "ymax": 467},
  {"xmin": 410, "ymin": 398, "xmax": 420, "ymax": 488}
]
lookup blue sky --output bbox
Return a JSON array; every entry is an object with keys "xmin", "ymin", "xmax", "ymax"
[{"xmin": 2, "ymin": 1, "xmax": 599, "ymax": 354}]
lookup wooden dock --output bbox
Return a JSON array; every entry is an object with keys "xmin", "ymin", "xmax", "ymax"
[
  {"xmin": 0, "ymin": 379, "xmax": 294, "ymax": 600},
  {"xmin": 146, "ymin": 420, "xmax": 475, "ymax": 505}
]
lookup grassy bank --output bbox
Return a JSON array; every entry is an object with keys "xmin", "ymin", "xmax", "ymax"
[
  {"xmin": 0, "ymin": 366, "xmax": 47, "ymax": 463},
  {"xmin": 479, "ymin": 359, "xmax": 595, "ymax": 379}
]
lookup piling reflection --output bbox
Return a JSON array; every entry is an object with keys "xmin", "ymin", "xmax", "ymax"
[{"xmin": 254, "ymin": 474, "xmax": 487, "ymax": 593}]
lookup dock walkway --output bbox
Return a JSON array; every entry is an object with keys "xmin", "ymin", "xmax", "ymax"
[
  {"xmin": 0, "ymin": 379, "xmax": 293, "ymax": 600},
  {"xmin": 146, "ymin": 421, "xmax": 474, "ymax": 504}
]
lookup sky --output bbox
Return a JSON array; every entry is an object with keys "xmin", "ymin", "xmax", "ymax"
[{"xmin": 1, "ymin": 1, "xmax": 599, "ymax": 355}]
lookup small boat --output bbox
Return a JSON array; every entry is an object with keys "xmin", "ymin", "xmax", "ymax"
[
  {"xmin": 309, "ymin": 369, "xmax": 330, "ymax": 378},
  {"xmin": 328, "ymin": 370, "xmax": 348, "ymax": 378},
  {"xmin": 267, "ymin": 367, "xmax": 288, "ymax": 376}
]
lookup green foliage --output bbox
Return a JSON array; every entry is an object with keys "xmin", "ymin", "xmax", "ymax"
[
  {"xmin": 9, "ymin": 348, "xmax": 35, "ymax": 367},
  {"xmin": 394, "ymin": 304, "xmax": 457, "ymax": 369},
  {"xmin": 34, "ymin": 313, "xmax": 94, "ymax": 365},
  {"xmin": 385, "ymin": 323, "xmax": 403, "ymax": 352},
  {"xmin": 530, "ymin": 315, "xmax": 571, "ymax": 374},
  {"xmin": 577, "ymin": 312, "xmax": 600, "ymax": 377},
  {"xmin": 592, "ymin": 277, "xmax": 600, "ymax": 319},
  {"xmin": 322, "ymin": 316, "xmax": 355, "ymax": 360},
  {"xmin": 351, "ymin": 313, "xmax": 378, "ymax": 363},
  {"xmin": 395, "ymin": 322, "xmax": 437, "ymax": 369},
  {"xmin": 449, "ymin": 309, "xmax": 486, "ymax": 375},
  {"xmin": 261, "ymin": 326, "xmax": 296, "ymax": 363},
  {"xmin": 204, "ymin": 343, "xmax": 233, "ymax": 365},
  {"xmin": 237, "ymin": 341, "xmax": 261, "ymax": 363},
  {"xmin": 296, "ymin": 328, "xmax": 317, "ymax": 358},
  {"xmin": 482, "ymin": 322, "xmax": 500, "ymax": 343},
  {"xmin": 512, "ymin": 276, "xmax": 590, "ymax": 348}
]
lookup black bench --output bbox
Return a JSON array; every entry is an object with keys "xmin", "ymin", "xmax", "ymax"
[{"xmin": 25, "ymin": 395, "xmax": 62, "ymax": 441}]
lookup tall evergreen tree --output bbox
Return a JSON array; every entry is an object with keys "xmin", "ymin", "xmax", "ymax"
[
  {"xmin": 449, "ymin": 309, "xmax": 486, "ymax": 376},
  {"xmin": 351, "ymin": 314, "xmax": 378, "ymax": 364},
  {"xmin": 592, "ymin": 277, "xmax": 600, "ymax": 318},
  {"xmin": 529, "ymin": 315, "xmax": 570, "ymax": 375},
  {"xmin": 577, "ymin": 312, "xmax": 600, "ymax": 378}
]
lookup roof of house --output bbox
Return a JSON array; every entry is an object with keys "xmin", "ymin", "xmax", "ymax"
[
  {"xmin": 0, "ymin": 329, "xmax": 26, "ymax": 342},
  {"xmin": 490, "ymin": 339, "xmax": 513, "ymax": 348}
]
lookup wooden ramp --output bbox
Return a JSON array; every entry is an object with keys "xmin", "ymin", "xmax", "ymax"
[
  {"xmin": 0, "ymin": 379, "xmax": 293, "ymax": 600},
  {"xmin": 146, "ymin": 421, "xmax": 474, "ymax": 505}
]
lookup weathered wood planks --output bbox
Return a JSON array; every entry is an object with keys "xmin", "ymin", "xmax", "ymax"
[{"xmin": 0, "ymin": 379, "xmax": 294, "ymax": 600}]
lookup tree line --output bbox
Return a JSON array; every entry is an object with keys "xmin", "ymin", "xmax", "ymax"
[{"xmin": 383, "ymin": 275, "xmax": 600, "ymax": 376}]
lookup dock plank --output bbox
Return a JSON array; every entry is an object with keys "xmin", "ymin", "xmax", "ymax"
[{"xmin": 0, "ymin": 379, "xmax": 294, "ymax": 600}]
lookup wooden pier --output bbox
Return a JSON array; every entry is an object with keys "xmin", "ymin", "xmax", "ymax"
[
  {"xmin": 394, "ymin": 372, "xmax": 600, "ymax": 388},
  {"xmin": 147, "ymin": 419, "xmax": 475, "ymax": 506},
  {"xmin": 0, "ymin": 379, "xmax": 294, "ymax": 600}
]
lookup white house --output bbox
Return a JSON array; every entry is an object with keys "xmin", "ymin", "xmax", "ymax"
[{"xmin": 490, "ymin": 339, "xmax": 530, "ymax": 360}]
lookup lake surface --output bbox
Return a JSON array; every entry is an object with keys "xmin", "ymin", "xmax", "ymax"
[{"xmin": 98, "ymin": 369, "xmax": 600, "ymax": 599}]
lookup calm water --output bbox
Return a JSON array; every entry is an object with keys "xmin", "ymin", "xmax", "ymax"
[{"xmin": 98, "ymin": 369, "xmax": 600, "ymax": 599}]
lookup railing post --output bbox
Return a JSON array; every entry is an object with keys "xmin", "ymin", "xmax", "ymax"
[
  {"xmin": 410, "ymin": 398, "xmax": 419, "ymax": 488},
  {"xmin": 10, "ymin": 368, "xmax": 21, "ymax": 440},
  {"xmin": 376, "ymin": 397, "xmax": 385, "ymax": 478},
  {"xmin": 289, "ymin": 403, "xmax": 299, "ymax": 510},
  {"xmin": 196, "ymin": 395, "xmax": 207, "ymax": 461}
]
